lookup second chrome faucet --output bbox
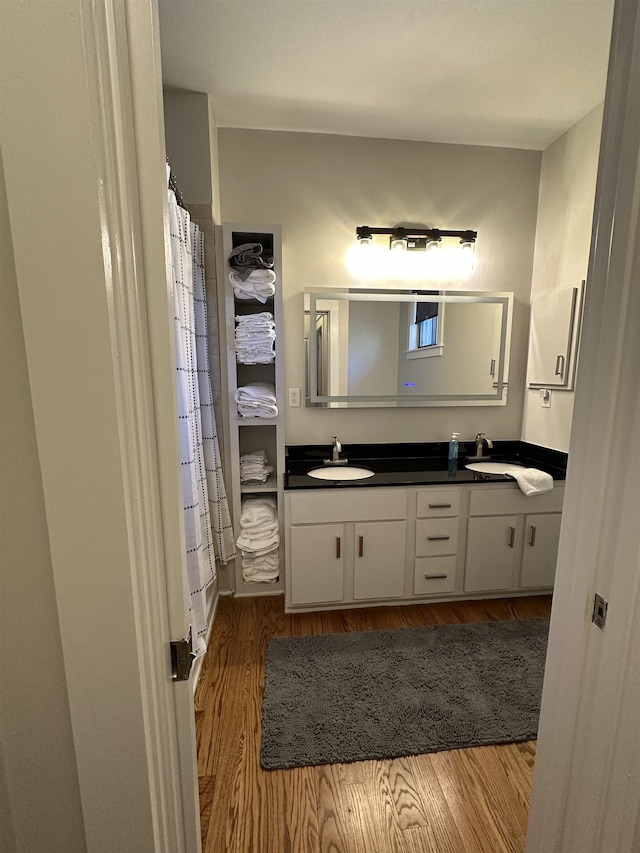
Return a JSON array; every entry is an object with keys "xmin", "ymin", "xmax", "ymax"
[{"xmin": 468, "ymin": 432, "xmax": 493, "ymax": 461}]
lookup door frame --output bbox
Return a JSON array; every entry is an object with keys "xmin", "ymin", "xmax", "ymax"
[
  {"xmin": 1, "ymin": 0, "xmax": 199, "ymax": 850},
  {"xmin": 527, "ymin": 0, "xmax": 640, "ymax": 849}
]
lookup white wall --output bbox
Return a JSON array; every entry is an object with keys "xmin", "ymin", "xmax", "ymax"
[
  {"xmin": 218, "ymin": 129, "xmax": 541, "ymax": 446},
  {"xmin": 523, "ymin": 105, "xmax": 604, "ymax": 451},
  {"xmin": 396, "ymin": 302, "xmax": 502, "ymax": 397},
  {"xmin": 0, "ymin": 153, "xmax": 86, "ymax": 853}
]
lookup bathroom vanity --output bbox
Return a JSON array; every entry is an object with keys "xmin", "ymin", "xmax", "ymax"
[{"xmin": 284, "ymin": 441, "xmax": 566, "ymax": 612}]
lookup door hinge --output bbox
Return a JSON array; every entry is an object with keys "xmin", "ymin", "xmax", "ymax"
[
  {"xmin": 170, "ymin": 632, "xmax": 193, "ymax": 682},
  {"xmin": 592, "ymin": 593, "xmax": 608, "ymax": 630}
]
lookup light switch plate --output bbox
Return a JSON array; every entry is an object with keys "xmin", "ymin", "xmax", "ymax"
[{"xmin": 540, "ymin": 388, "xmax": 552, "ymax": 408}]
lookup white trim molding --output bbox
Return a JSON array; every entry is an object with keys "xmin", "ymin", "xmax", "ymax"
[
  {"xmin": 0, "ymin": 1, "xmax": 197, "ymax": 851},
  {"xmin": 527, "ymin": 1, "xmax": 640, "ymax": 850}
]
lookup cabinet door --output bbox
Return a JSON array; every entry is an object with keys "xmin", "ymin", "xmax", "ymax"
[
  {"xmin": 528, "ymin": 286, "xmax": 580, "ymax": 388},
  {"xmin": 520, "ymin": 513, "xmax": 562, "ymax": 588},
  {"xmin": 465, "ymin": 516, "xmax": 521, "ymax": 592},
  {"xmin": 354, "ymin": 520, "xmax": 406, "ymax": 600},
  {"xmin": 290, "ymin": 524, "xmax": 345, "ymax": 605}
]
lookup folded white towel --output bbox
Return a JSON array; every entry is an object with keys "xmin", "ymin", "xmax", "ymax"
[
  {"xmin": 234, "ymin": 383, "xmax": 276, "ymax": 402},
  {"xmin": 235, "ymin": 311, "xmax": 274, "ymax": 325},
  {"xmin": 229, "ymin": 269, "xmax": 276, "ymax": 303},
  {"xmin": 240, "ymin": 449, "xmax": 274, "ymax": 484},
  {"xmin": 508, "ymin": 468, "xmax": 554, "ymax": 496},
  {"xmin": 237, "ymin": 537, "xmax": 280, "ymax": 556},
  {"xmin": 234, "ymin": 383, "xmax": 278, "ymax": 418},
  {"xmin": 242, "ymin": 548, "xmax": 280, "ymax": 582}
]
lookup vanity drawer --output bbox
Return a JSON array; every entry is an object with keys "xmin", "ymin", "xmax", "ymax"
[
  {"xmin": 414, "ymin": 557, "xmax": 457, "ymax": 595},
  {"xmin": 289, "ymin": 489, "xmax": 407, "ymax": 524},
  {"xmin": 415, "ymin": 518, "xmax": 459, "ymax": 556},
  {"xmin": 469, "ymin": 485, "xmax": 564, "ymax": 516},
  {"xmin": 416, "ymin": 490, "xmax": 460, "ymax": 518}
]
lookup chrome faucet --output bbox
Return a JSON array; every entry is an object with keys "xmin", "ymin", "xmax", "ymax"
[
  {"xmin": 474, "ymin": 433, "xmax": 493, "ymax": 459},
  {"xmin": 325, "ymin": 435, "xmax": 348, "ymax": 465}
]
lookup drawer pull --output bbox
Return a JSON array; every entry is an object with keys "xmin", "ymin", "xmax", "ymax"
[
  {"xmin": 508, "ymin": 526, "xmax": 515, "ymax": 548},
  {"xmin": 336, "ymin": 537, "xmax": 341, "ymax": 559},
  {"xmin": 555, "ymin": 354, "xmax": 565, "ymax": 377},
  {"xmin": 424, "ymin": 573, "xmax": 448, "ymax": 580},
  {"xmin": 529, "ymin": 525, "xmax": 537, "ymax": 547},
  {"xmin": 358, "ymin": 535, "xmax": 364, "ymax": 557},
  {"xmin": 427, "ymin": 535, "xmax": 450, "ymax": 541},
  {"xmin": 428, "ymin": 503, "xmax": 452, "ymax": 509},
  {"xmin": 490, "ymin": 358, "xmax": 496, "ymax": 377}
]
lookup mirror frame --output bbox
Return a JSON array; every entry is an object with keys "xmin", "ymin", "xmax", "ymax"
[{"xmin": 305, "ymin": 287, "xmax": 513, "ymax": 407}]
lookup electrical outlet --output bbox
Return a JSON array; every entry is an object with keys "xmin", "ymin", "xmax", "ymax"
[{"xmin": 288, "ymin": 387, "xmax": 301, "ymax": 407}]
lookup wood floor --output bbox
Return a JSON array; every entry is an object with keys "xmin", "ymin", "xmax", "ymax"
[{"xmin": 194, "ymin": 593, "xmax": 552, "ymax": 853}]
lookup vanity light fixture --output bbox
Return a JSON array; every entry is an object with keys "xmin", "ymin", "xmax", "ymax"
[
  {"xmin": 349, "ymin": 226, "xmax": 477, "ymax": 281},
  {"xmin": 355, "ymin": 225, "xmax": 477, "ymax": 246},
  {"xmin": 389, "ymin": 227, "xmax": 408, "ymax": 252}
]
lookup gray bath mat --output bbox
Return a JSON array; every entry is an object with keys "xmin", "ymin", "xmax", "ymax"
[{"xmin": 261, "ymin": 618, "xmax": 549, "ymax": 769}]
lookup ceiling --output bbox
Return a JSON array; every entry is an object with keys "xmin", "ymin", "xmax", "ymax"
[{"xmin": 158, "ymin": 0, "xmax": 614, "ymax": 151}]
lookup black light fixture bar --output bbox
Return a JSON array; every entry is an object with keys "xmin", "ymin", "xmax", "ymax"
[{"xmin": 356, "ymin": 226, "xmax": 477, "ymax": 242}]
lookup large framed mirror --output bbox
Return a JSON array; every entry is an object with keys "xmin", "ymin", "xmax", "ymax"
[{"xmin": 305, "ymin": 288, "xmax": 513, "ymax": 407}]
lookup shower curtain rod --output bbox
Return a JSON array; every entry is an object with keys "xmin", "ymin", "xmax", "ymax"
[{"xmin": 167, "ymin": 159, "xmax": 189, "ymax": 212}]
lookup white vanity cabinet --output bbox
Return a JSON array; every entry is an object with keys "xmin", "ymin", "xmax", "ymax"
[
  {"xmin": 285, "ymin": 481, "xmax": 563, "ymax": 612},
  {"xmin": 285, "ymin": 489, "xmax": 408, "ymax": 608},
  {"xmin": 465, "ymin": 515, "xmax": 521, "ymax": 592},
  {"xmin": 289, "ymin": 523, "xmax": 345, "ymax": 605},
  {"xmin": 519, "ymin": 512, "xmax": 562, "ymax": 588},
  {"xmin": 465, "ymin": 486, "xmax": 564, "ymax": 594},
  {"xmin": 528, "ymin": 281, "xmax": 584, "ymax": 390},
  {"xmin": 353, "ymin": 521, "xmax": 407, "ymax": 600},
  {"xmin": 413, "ymin": 489, "xmax": 461, "ymax": 596}
]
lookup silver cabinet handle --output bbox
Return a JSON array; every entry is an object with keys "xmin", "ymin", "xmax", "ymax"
[
  {"xmin": 508, "ymin": 526, "xmax": 515, "ymax": 548},
  {"xmin": 529, "ymin": 525, "xmax": 537, "ymax": 547},
  {"xmin": 429, "ymin": 503, "xmax": 452, "ymax": 509},
  {"xmin": 358, "ymin": 535, "xmax": 364, "ymax": 557},
  {"xmin": 555, "ymin": 354, "xmax": 565, "ymax": 377},
  {"xmin": 336, "ymin": 537, "xmax": 341, "ymax": 559},
  {"xmin": 490, "ymin": 358, "xmax": 496, "ymax": 377},
  {"xmin": 424, "ymin": 573, "xmax": 448, "ymax": 580},
  {"xmin": 427, "ymin": 535, "xmax": 450, "ymax": 541}
]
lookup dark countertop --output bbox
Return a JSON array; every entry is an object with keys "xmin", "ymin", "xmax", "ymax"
[{"xmin": 285, "ymin": 440, "xmax": 568, "ymax": 489}]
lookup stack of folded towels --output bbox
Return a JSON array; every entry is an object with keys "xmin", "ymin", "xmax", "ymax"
[
  {"xmin": 234, "ymin": 383, "xmax": 278, "ymax": 419},
  {"xmin": 236, "ymin": 496, "xmax": 279, "ymax": 583},
  {"xmin": 234, "ymin": 312, "xmax": 276, "ymax": 364},
  {"xmin": 228, "ymin": 242, "xmax": 276, "ymax": 303},
  {"xmin": 239, "ymin": 449, "xmax": 274, "ymax": 484}
]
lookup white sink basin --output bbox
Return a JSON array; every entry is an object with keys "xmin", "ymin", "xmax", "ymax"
[
  {"xmin": 307, "ymin": 465, "xmax": 375, "ymax": 481},
  {"xmin": 466, "ymin": 461, "xmax": 525, "ymax": 475}
]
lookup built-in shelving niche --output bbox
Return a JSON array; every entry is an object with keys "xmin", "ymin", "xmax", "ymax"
[{"xmin": 217, "ymin": 223, "xmax": 285, "ymax": 597}]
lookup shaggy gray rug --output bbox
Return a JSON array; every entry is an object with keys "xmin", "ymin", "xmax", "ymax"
[{"xmin": 260, "ymin": 618, "xmax": 549, "ymax": 769}]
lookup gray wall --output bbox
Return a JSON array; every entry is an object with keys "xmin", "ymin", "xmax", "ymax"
[
  {"xmin": 164, "ymin": 90, "xmax": 214, "ymax": 206},
  {"xmin": 218, "ymin": 129, "xmax": 541, "ymax": 446},
  {"xmin": 0, "ymin": 154, "xmax": 86, "ymax": 852},
  {"xmin": 523, "ymin": 104, "xmax": 603, "ymax": 451}
]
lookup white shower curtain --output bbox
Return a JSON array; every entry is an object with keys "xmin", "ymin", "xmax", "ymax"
[{"xmin": 168, "ymin": 174, "xmax": 235, "ymax": 658}]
